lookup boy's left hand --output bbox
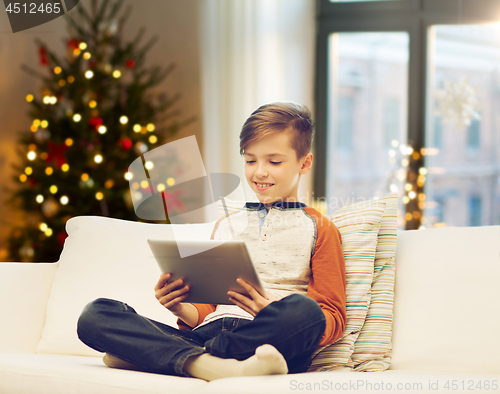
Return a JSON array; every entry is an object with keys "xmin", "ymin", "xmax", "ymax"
[{"xmin": 228, "ymin": 278, "xmax": 280, "ymax": 316}]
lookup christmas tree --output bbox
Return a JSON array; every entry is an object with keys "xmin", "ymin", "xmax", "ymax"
[{"xmin": 3, "ymin": 0, "xmax": 191, "ymax": 262}]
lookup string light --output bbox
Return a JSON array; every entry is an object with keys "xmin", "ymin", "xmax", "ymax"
[
  {"xmin": 408, "ymin": 191, "xmax": 417, "ymax": 199},
  {"xmin": 65, "ymin": 138, "xmax": 73, "ymax": 146},
  {"xmin": 133, "ymin": 124, "xmax": 141, "ymax": 133},
  {"xmin": 25, "ymin": 167, "xmax": 33, "ymax": 175},
  {"xmin": 167, "ymin": 177, "xmax": 175, "ymax": 186},
  {"xmin": 60, "ymin": 196, "xmax": 69, "ymax": 205},
  {"xmin": 45, "ymin": 228, "xmax": 53, "ymax": 237},
  {"xmin": 113, "ymin": 70, "xmax": 121, "ymax": 78},
  {"xmin": 83, "ymin": 52, "xmax": 91, "ymax": 60},
  {"xmin": 33, "ymin": 119, "xmax": 41, "ymax": 127},
  {"xmin": 146, "ymin": 123, "xmax": 155, "ymax": 132},
  {"xmin": 119, "ymin": 116, "xmax": 128, "ymax": 124},
  {"xmin": 79, "ymin": 42, "xmax": 87, "ymax": 50},
  {"xmin": 157, "ymin": 184, "xmax": 166, "ymax": 192},
  {"xmin": 40, "ymin": 152, "xmax": 48, "ymax": 160},
  {"xmin": 89, "ymin": 100, "xmax": 97, "ymax": 108},
  {"xmin": 40, "ymin": 120, "xmax": 48, "ymax": 128},
  {"xmin": 85, "ymin": 70, "xmax": 94, "ymax": 79},
  {"xmin": 43, "ymin": 96, "xmax": 51, "ymax": 104},
  {"xmin": 36, "ymin": 195, "xmax": 44, "ymax": 203},
  {"xmin": 61, "ymin": 164, "xmax": 70, "ymax": 172},
  {"xmin": 104, "ymin": 180, "xmax": 114, "ymax": 189},
  {"xmin": 141, "ymin": 180, "xmax": 149, "ymax": 189},
  {"xmin": 81, "ymin": 173, "xmax": 89, "ymax": 181},
  {"xmin": 145, "ymin": 161, "xmax": 154, "ymax": 170},
  {"xmin": 98, "ymin": 125, "xmax": 107, "ymax": 134},
  {"xmin": 26, "ymin": 94, "xmax": 34, "ymax": 102},
  {"xmin": 73, "ymin": 114, "xmax": 82, "ymax": 122},
  {"xmin": 30, "ymin": 125, "xmax": 37, "ymax": 132},
  {"xmin": 59, "ymin": 79, "xmax": 66, "ymax": 87},
  {"xmin": 49, "ymin": 185, "xmax": 58, "ymax": 194},
  {"xmin": 95, "ymin": 192, "xmax": 104, "ymax": 200},
  {"xmin": 67, "ymin": 76, "xmax": 75, "ymax": 83},
  {"xmin": 402, "ymin": 196, "xmax": 410, "ymax": 204},
  {"xmin": 39, "ymin": 223, "xmax": 48, "ymax": 232},
  {"xmin": 124, "ymin": 172, "xmax": 133, "ymax": 180},
  {"xmin": 54, "ymin": 66, "xmax": 62, "ymax": 74},
  {"xmin": 19, "ymin": 174, "xmax": 27, "ymax": 182},
  {"xmin": 73, "ymin": 48, "xmax": 81, "ymax": 56},
  {"xmin": 45, "ymin": 167, "xmax": 53, "ymax": 176},
  {"xmin": 132, "ymin": 182, "xmax": 139, "ymax": 190},
  {"xmin": 27, "ymin": 151, "xmax": 36, "ymax": 160},
  {"xmin": 94, "ymin": 154, "xmax": 103, "ymax": 163},
  {"xmin": 149, "ymin": 135, "xmax": 157, "ymax": 144}
]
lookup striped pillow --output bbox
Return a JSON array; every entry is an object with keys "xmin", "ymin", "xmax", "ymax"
[
  {"xmin": 307, "ymin": 196, "xmax": 387, "ymax": 371},
  {"xmin": 348, "ymin": 192, "xmax": 398, "ymax": 371}
]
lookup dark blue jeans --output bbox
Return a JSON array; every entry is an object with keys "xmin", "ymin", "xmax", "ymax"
[{"xmin": 77, "ymin": 294, "xmax": 325, "ymax": 377}]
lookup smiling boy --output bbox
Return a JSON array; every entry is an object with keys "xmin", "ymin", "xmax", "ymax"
[{"xmin": 77, "ymin": 102, "xmax": 346, "ymax": 381}]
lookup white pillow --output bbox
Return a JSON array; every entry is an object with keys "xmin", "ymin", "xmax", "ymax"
[{"xmin": 36, "ymin": 216, "xmax": 214, "ymax": 357}]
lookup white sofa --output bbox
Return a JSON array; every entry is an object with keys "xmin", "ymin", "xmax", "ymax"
[{"xmin": 0, "ymin": 216, "xmax": 499, "ymax": 394}]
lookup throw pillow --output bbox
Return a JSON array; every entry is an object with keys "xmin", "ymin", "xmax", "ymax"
[
  {"xmin": 307, "ymin": 195, "xmax": 387, "ymax": 372},
  {"xmin": 36, "ymin": 216, "xmax": 214, "ymax": 357},
  {"xmin": 348, "ymin": 192, "xmax": 398, "ymax": 371}
]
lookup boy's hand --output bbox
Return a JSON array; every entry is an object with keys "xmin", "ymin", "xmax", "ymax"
[
  {"xmin": 227, "ymin": 278, "xmax": 280, "ymax": 317},
  {"xmin": 154, "ymin": 273, "xmax": 189, "ymax": 315}
]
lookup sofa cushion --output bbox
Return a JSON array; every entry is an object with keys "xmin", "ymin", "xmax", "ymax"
[
  {"xmin": 348, "ymin": 193, "xmax": 398, "ymax": 371},
  {"xmin": 390, "ymin": 225, "xmax": 500, "ymax": 374},
  {"xmin": 307, "ymin": 194, "xmax": 392, "ymax": 371},
  {"xmin": 36, "ymin": 216, "xmax": 214, "ymax": 357},
  {"xmin": 0, "ymin": 353, "xmax": 208, "ymax": 394}
]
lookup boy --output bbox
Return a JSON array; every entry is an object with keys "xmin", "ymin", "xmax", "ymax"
[{"xmin": 77, "ymin": 102, "xmax": 346, "ymax": 381}]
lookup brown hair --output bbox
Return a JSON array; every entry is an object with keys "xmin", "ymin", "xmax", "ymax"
[{"xmin": 239, "ymin": 102, "xmax": 314, "ymax": 160}]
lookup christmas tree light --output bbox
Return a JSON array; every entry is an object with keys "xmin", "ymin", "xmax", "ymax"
[{"xmin": 5, "ymin": 0, "xmax": 190, "ymax": 262}]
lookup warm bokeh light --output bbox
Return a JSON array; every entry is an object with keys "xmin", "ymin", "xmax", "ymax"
[
  {"xmin": 61, "ymin": 164, "xmax": 70, "ymax": 172},
  {"xmin": 85, "ymin": 70, "xmax": 94, "ymax": 79},
  {"xmin": 94, "ymin": 154, "xmax": 103, "ymax": 163},
  {"xmin": 54, "ymin": 66, "xmax": 62, "ymax": 74},
  {"xmin": 81, "ymin": 173, "xmax": 89, "ymax": 181},
  {"xmin": 73, "ymin": 114, "xmax": 82, "ymax": 122},
  {"xmin": 98, "ymin": 125, "xmax": 107, "ymax": 134},
  {"xmin": 26, "ymin": 94, "xmax": 34, "ymax": 102},
  {"xmin": 36, "ymin": 195, "xmax": 44, "ymax": 204},
  {"xmin": 146, "ymin": 123, "xmax": 155, "ymax": 132},
  {"xmin": 113, "ymin": 70, "xmax": 121, "ymax": 78},
  {"xmin": 167, "ymin": 177, "xmax": 175, "ymax": 187},
  {"xmin": 45, "ymin": 167, "xmax": 53, "ymax": 176},
  {"xmin": 65, "ymin": 138, "xmax": 73, "ymax": 146},
  {"xmin": 25, "ymin": 167, "xmax": 33, "ymax": 175},
  {"xmin": 124, "ymin": 172, "xmax": 133, "ymax": 180},
  {"xmin": 119, "ymin": 116, "xmax": 128, "ymax": 124},
  {"xmin": 79, "ymin": 42, "xmax": 87, "ymax": 50},
  {"xmin": 27, "ymin": 151, "xmax": 36, "ymax": 161},
  {"xmin": 95, "ymin": 192, "xmax": 104, "ymax": 200},
  {"xmin": 49, "ymin": 185, "xmax": 58, "ymax": 194},
  {"xmin": 133, "ymin": 124, "xmax": 141, "ymax": 132},
  {"xmin": 149, "ymin": 135, "xmax": 158, "ymax": 144},
  {"xmin": 89, "ymin": 100, "xmax": 97, "ymax": 108},
  {"xmin": 145, "ymin": 161, "xmax": 154, "ymax": 170},
  {"xmin": 60, "ymin": 196, "xmax": 69, "ymax": 205}
]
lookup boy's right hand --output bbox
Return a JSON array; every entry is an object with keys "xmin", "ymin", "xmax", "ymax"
[{"xmin": 154, "ymin": 273, "xmax": 189, "ymax": 315}]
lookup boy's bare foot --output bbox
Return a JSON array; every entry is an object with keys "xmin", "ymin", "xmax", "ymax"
[{"xmin": 103, "ymin": 353, "xmax": 147, "ymax": 372}]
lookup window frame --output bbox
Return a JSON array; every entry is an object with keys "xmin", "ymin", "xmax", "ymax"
[{"xmin": 314, "ymin": 0, "xmax": 500, "ymax": 229}]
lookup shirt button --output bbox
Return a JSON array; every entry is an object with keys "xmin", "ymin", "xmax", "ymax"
[{"xmin": 259, "ymin": 213, "xmax": 265, "ymax": 218}]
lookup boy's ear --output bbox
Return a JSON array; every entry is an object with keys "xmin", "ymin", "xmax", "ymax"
[{"xmin": 300, "ymin": 152, "xmax": 313, "ymax": 174}]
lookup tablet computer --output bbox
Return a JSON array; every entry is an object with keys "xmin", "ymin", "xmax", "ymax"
[{"xmin": 147, "ymin": 239, "xmax": 265, "ymax": 305}]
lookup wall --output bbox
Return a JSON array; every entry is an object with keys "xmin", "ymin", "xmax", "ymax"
[{"xmin": 0, "ymin": 0, "xmax": 203, "ymax": 256}]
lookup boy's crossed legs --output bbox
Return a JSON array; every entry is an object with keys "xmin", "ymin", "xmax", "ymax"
[{"xmin": 77, "ymin": 294, "xmax": 326, "ymax": 380}]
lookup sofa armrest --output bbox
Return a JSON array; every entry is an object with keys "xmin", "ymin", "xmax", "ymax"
[{"xmin": 0, "ymin": 262, "xmax": 58, "ymax": 353}]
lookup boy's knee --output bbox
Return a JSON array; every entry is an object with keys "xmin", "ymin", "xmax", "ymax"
[
  {"xmin": 77, "ymin": 298, "xmax": 124, "ymax": 341},
  {"xmin": 275, "ymin": 294, "xmax": 325, "ymax": 325}
]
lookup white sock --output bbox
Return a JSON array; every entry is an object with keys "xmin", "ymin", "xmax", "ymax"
[{"xmin": 183, "ymin": 344, "xmax": 288, "ymax": 381}]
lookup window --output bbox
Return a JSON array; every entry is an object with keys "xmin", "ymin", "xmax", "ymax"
[
  {"xmin": 316, "ymin": 0, "xmax": 500, "ymax": 229},
  {"xmin": 469, "ymin": 196, "xmax": 482, "ymax": 227},
  {"xmin": 338, "ymin": 96, "xmax": 354, "ymax": 151},
  {"xmin": 467, "ymin": 118, "xmax": 481, "ymax": 150}
]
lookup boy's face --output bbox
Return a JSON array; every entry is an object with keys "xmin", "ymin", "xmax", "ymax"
[{"xmin": 243, "ymin": 129, "xmax": 313, "ymax": 207}]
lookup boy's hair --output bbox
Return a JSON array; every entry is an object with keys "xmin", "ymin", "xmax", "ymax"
[{"xmin": 239, "ymin": 102, "xmax": 314, "ymax": 160}]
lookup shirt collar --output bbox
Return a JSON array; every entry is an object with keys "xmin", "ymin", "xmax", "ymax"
[{"xmin": 244, "ymin": 201, "xmax": 306, "ymax": 210}]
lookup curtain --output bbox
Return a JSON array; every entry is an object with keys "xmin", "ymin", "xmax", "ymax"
[{"xmin": 200, "ymin": 0, "xmax": 316, "ymax": 203}]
